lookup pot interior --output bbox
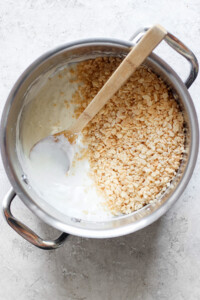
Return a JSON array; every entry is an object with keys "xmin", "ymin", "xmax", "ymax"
[{"xmin": 2, "ymin": 40, "xmax": 198, "ymax": 237}]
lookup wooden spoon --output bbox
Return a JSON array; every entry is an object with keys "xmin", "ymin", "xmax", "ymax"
[
  {"xmin": 57, "ymin": 24, "xmax": 167, "ymax": 142},
  {"xmin": 30, "ymin": 25, "xmax": 167, "ymax": 169}
]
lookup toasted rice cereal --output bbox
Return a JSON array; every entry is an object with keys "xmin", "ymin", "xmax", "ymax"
[{"xmin": 70, "ymin": 57, "xmax": 185, "ymax": 215}]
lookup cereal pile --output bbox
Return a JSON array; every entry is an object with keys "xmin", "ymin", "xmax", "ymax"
[{"xmin": 71, "ymin": 57, "xmax": 185, "ymax": 215}]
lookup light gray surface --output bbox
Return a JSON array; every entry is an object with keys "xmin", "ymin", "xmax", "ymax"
[{"xmin": 0, "ymin": 1, "xmax": 200, "ymax": 299}]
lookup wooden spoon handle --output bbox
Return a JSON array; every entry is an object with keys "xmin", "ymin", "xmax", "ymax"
[{"xmin": 69, "ymin": 24, "xmax": 167, "ymax": 134}]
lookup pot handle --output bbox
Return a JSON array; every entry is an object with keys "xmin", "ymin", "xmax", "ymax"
[
  {"xmin": 2, "ymin": 188, "xmax": 69, "ymax": 250},
  {"xmin": 129, "ymin": 27, "xmax": 199, "ymax": 88}
]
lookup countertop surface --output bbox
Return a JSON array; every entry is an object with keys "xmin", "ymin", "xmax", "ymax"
[{"xmin": 0, "ymin": 1, "xmax": 200, "ymax": 299}]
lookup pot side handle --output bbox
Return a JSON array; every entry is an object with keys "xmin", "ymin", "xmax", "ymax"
[
  {"xmin": 2, "ymin": 188, "xmax": 69, "ymax": 250},
  {"xmin": 129, "ymin": 27, "xmax": 199, "ymax": 89}
]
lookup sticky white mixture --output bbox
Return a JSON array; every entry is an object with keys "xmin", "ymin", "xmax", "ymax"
[
  {"xmin": 17, "ymin": 58, "xmax": 184, "ymax": 220},
  {"xmin": 17, "ymin": 64, "xmax": 112, "ymax": 221}
]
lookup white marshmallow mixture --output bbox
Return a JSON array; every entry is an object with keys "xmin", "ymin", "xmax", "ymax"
[{"xmin": 17, "ymin": 65, "xmax": 112, "ymax": 221}]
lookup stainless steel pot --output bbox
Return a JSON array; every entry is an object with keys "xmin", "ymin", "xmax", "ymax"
[{"xmin": 1, "ymin": 28, "xmax": 199, "ymax": 250}]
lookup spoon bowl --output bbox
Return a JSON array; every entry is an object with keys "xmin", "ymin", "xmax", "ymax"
[{"xmin": 30, "ymin": 134, "xmax": 75, "ymax": 173}]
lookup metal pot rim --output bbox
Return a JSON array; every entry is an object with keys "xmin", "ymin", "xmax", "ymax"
[{"xmin": 1, "ymin": 37, "xmax": 199, "ymax": 241}]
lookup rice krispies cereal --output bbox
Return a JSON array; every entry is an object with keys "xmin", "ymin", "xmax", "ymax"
[{"xmin": 70, "ymin": 57, "xmax": 185, "ymax": 215}]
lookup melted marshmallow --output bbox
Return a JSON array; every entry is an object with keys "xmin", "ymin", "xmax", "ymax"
[{"xmin": 17, "ymin": 64, "xmax": 113, "ymax": 221}]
